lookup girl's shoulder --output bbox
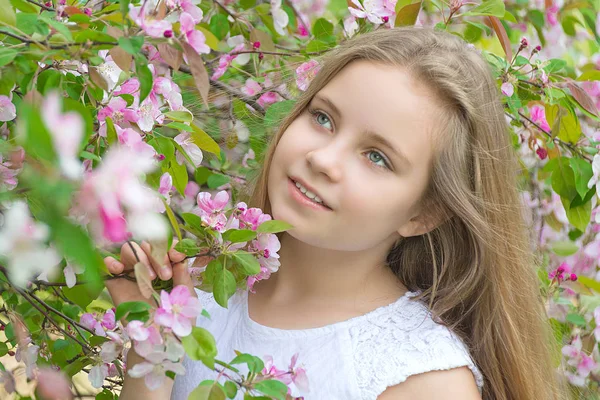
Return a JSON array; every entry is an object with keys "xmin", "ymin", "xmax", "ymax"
[{"xmin": 348, "ymin": 291, "xmax": 484, "ymax": 399}]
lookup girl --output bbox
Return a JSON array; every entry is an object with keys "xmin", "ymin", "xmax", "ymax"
[{"xmin": 106, "ymin": 27, "xmax": 569, "ymax": 399}]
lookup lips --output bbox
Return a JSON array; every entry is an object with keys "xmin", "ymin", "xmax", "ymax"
[{"xmin": 289, "ymin": 176, "xmax": 332, "ymax": 209}]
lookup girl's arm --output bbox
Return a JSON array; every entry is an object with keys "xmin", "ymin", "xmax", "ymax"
[
  {"xmin": 118, "ymin": 350, "xmax": 174, "ymax": 399},
  {"xmin": 377, "ymin": 366, "xmax": 481, "ymax": 400}
]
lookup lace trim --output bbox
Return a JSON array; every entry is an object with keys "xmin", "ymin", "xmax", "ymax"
[{"xmin": 349, "ymin": 295, "xmax": 484, "ymax": 399}]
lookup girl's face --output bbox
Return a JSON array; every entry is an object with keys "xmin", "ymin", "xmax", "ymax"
[{"xmin": 267, "ymin": 60, "xmax": 442, "ymax": 252}]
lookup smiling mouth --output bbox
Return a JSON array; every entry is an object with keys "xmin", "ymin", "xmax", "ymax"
[{"xmin": 289, "ymin": 178, "xmax": 333, "ymax": 210}]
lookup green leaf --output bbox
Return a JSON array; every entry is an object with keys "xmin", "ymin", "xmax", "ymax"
[
  {"xmin": 115, "ymin": 301, "xmax": 152, "ymax": 321},
  {"xmin": 545, "ymin": 104, "xmax": 581, "ymax": 144},
  {"xmin": 0, "ymin": 0, "xmax": 17, "ymax": 26},
  {"xmin": 136, "ymin": 62, "xmax": 153, "ymax": 103},
  {"xmin": 256, "ymin": 220, "xmax": 294, "ymax": 234},
  {"xmin": 213, "ymin": 267, "xmax": 236, "ymax": 308},
  {"xmin": 569, "ymin": 157, "xmax": 593, "ymax": 199},
  {"xmin": 394, "ymin": 1, "xmax": 422, "ymax": 26},
  {"xmin": 164, "ymin": 199, "xmax": 182, "ymax": 242},
  {"xmin": 40, "ymin": 15, "xmax": 73, "ymax": 41},
  {"xmin": 165, "ymin": 110, "xmax": 194, "ymax": 123},
  {"xmin": 175, "ymin": 238, "xmax": 201, "ymax": 256},
  {"xmin": 191, "ymin": 124, "xmax": 220, "ymax": 155},
  {"xmin": 551, "ymin": 157, "xmax": 578, "ymax": 201},
  {"xmin": 543, "ymin": 59, "xmax": 567, "ymax": 74},
  {"xmin": 96, "ymin": 389, "xmax": 116, "ymax": 400},
  {"xmin": 105, "ymin": 117, "xmax": 118, "ymax": 145},
  {"xmin": 16, "ymin": 103, "xmax": 56, "ymax": 164},
  {"xmin": 462, "ymin": 0, "xmax": 505, "ymax": 17},
  {"xmin": 166, "ymin": 122, "xmax": 194, "ymax": 132},
  {"xmin": 0, "ymin": 48, "xmax": 17, "ymax": 67},
  {"xmin": 181, "ymin": 212, "xmax": 204, "ymax": 231},
  {"xmin": 549, "ymin": 241, "xmax": 579, "ymax": 257},
  {"xmin": 210, "ymin": 13, "xmax": 230, "ymax": 41},
  {"xmin": 74, "ymin": 29, "xmax": 117, "ymax": 44},
  {"xmin": 230, "ymin": 353, "xmax": 264, "ymax": 374},
  {"xmin": 312, "ymin": 18, "xmax": 333, "ymax": 39},
  {"xmin": 561, "ymin": 196, "xmax": 591, "ymax": 232},
  {"xmin": 578, "ymin": 276, "xmax": 600, "ymax": 294},
  {"xmin": 0, "ymin": 342, "xmax": 8, "ymax": 357},
  {"xmin": 222, "ymin": 229, "xmax": 257, "ymax": 244},
  {"xmin": 230, "ymin": 251, "xmax": 260, "ymax": 276},
  {"xmin": 188, "ymin": 383, "xmax": 226, "ymax": 400},
  {"xmin": 181, "ymin": 326, "xmax": 217, "ymax": 369},
  {"xmin": 254, "ymin": 379, "xmax": 288, "ymax": 400},
  {"xmin": 118, "ymin": 36, "xmax": 144, "ymax": 54},
  {"xmin": 566, "ymin": 313, "xmax": 586, "ymax": 327},
  {"xmin": 207, "ymin": 173, "xmax": 229, "ymax": 189},
  {"xmin": 224, "ymin": 381, "xmax": 237, "ymax": 399},
  {"xmin": 169, "ymin": 158, "xmax": 188, "ymax": 196},
  {"xmin": 197, "ymin": 26, "xmax": 220, "ymax": 51},
  {"xmin": 62, "ymin": 284, "xmax": 104, "ymax": 309}
]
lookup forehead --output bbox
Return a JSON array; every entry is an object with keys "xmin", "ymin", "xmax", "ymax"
[{"xmin": 315, "ymin": 60, "xmax": 441, "ymax": 169}]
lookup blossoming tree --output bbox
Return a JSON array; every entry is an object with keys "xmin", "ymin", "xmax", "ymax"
[{"xmin": 0, "ymin": 0, "xmax": 599, "ymax": 398}]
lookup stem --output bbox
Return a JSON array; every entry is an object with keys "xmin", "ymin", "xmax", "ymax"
[
  {"xmin": 13, "ymin": 286, "xmax": 95, "ymax": 353},
  {"xmin": 26, "ymin": 290, "xmax": 96, "ymax": 336},
  {"xmin": 25, "ymin": 0, "xmax": 54, "ymax": 11}
]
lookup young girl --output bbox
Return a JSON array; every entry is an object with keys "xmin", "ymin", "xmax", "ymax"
[{"xmin": 106, "ymin": 26, "xmax": 569, "ymax": 399}]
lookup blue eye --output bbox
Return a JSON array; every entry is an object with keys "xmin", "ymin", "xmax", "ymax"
[
  {"xmin": 309, "ymin": 108, "xmax": 333, "ymax": 130},
  {"xmin": 366, "ymin": 150, "xmax": 389, "ymax": 169},
  {"xmin": 307, "ymin": 107, "xmax": 392, "ymax": 171}
]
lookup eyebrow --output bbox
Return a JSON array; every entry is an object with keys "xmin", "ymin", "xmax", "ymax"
[{"xmin": 311, "ymin": 95, "xmax": 412, "ymax": 169}]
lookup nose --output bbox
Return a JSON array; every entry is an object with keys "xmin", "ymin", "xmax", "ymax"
[{"xmin": 305, "ymin": 140, "xmax": 344, "ymax": 182}]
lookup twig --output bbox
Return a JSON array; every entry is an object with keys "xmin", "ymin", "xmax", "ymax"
[
  {"xmin": 25, "ymin": 0, "xmax": 54, "ymax": 11},
  {"xmin": 213, "ymin": 0, "xmax": 237, "ymax": 19},
  {"xmin": 13, "ymin": 286, "xmax": 95, "ymax": 353},
  {"xmin": 26, "ymin": 290, "xmax": 96, "ymax": 337},
  {"xmin": 0, "ymin": 30, "xmax": 117, "ymax": 50}
]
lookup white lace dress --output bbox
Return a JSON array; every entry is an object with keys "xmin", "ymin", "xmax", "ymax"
[{"xmin": 170, "ymin": 288, "xmax": 484, "ymax": 400}]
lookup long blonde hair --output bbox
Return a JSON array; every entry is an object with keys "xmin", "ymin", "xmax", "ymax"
[{"xmin": 244, "ymin": 26, "xmax": 569, "ymax": 400}]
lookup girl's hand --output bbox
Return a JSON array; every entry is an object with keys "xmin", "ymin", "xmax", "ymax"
[{"xmin": 103, "ymin": 239, "xmax": 195, "ymax": 309}]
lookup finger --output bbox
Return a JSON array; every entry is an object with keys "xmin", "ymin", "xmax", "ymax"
[
  {"xmin": 104, "ymin": 256, "xmax": 124, "ymax": 275},
  {"xmin": 141, "ymin": 241, "xmax": 172, "ymax": 281},
  {"xmin": 172, "ymin": 260, "xmax": 195, "ymax": 297},
  {"xmin": 120, "ymin": 241, "xmax": 157, "ymax": 280},
  {"xmin": 168, "ymin": 239, "xmax": 186, "ymax": 263}
]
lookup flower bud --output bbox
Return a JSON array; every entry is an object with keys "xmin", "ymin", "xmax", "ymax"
[
  {"xmin": 164, "ymin": 30, "xmax": 173, "ymax": 38},
  {"xmin": 535, "ymin": 45, "xmax": 541, "ymax": 52},
  {"xmin": 536, "ymin": 147, "xmax": 548, "ymax": 160},
  {"xmin": 253, "ymin": 41, "xmax": 261, "ymax": 49},
  {"xmin": 520, "ymin": 37, "xmax": 528, "ymax": 47},
  {"xmin": 570, "ymin": 273, "xmax": 577, "ymax": 281},
  {"xmin": 382, "ymin": 16, "xmax": 389, "ymax": 23},
  {"xmin": 258, "ymin": 53, "xmax": 264, "ymax": 60},
  {"xmin": 84, "ymin": 7, "xmax": 92, "ymax": 16}
]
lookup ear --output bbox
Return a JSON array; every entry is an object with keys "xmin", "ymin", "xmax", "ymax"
[{"xmin": 396, "ymin": 204, "xmax": 449, "ymax": 238}]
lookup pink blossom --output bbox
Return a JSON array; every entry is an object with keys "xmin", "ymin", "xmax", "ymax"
[
  {"xmin": 129, "ymin": 2, "xmax": 172, "ymax": 38},
  {"xmin": 195, "ymin": 190, "xmax": 230, "ymax": 231},
  {"xmin": 530, "ymin": 105, "xmax": 550, "ymax": 132},
  {"xmin": 71, "ymin": 145, "xmax": 168, "ymax": 245},
  {"xmin": 36, "ymin": 368, "xmax": 73, "ymax": 400},
  {"xmin": 127, "ymin": 356, "xmax": 185, "ymax": 390},
  {"xmin": 116, "ymin": 127, "xmax": 157, "ymax": 157},
  {"xmin": 546, "ymin": 5, "xmax": 559, "ymax": 27},
  {"xmin": 98, "ymin": 97, "xmax": 140, "ymax": 134},
  {"xmin": 180, "ymin": 12, "xmax": 210, "ymax": 55},
  {"xmin": 0, "ymin": 95, "xmax": 16, "ymax": 121},
  {"xmin": 501, "ymin": 82, "xmax": 514, "ymax": 97},
  {"xmin": 114, "ymin": 78, "xmax": 141, "ymax": 96},
  {"xmin": 127, "ymin": 320, "xmax": 150, "ymax": 341},
  {"xmin": 562, "ymin": 336, "xmax": 598, "ymax": 386},
  {"xmin": 155, "ymin": 285, "xmax": 202, "ymax": 337},
  {"xmin": 258, "ymin": 92, "xmax": 280, "ymax": 108},
  {"xmin": 174, "ymin": 132, "xmax": 204, "ymax": 167},
  {"xmin": 81, "ymin": 311, "xmax": 112, "ymax": 336},
  {"xmin": 348, "ymin": 0, "xmax": 391, "ymax": 25},
  {"xmin": 135, "ymin": 94, "xmax": 164, "ymax": 132},
  {"xmin": 0, "ymin": 155, "xmax": 19, "ymax": 191},
  {"xmin": 241, "ymin": 79, "xmax": 263, "ymax": 96},
  {"xmin": 295, "ymin": 60, "xmax": 321, "ymax": 91},
  {"xmin": 42, "ymin": 91, "xmax": 84, "ymax": 179}
]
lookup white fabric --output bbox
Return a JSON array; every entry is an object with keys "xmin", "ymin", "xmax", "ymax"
[{"xmin": 171, "ymin": 288, "xmax": 484, "ymax": 399}]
